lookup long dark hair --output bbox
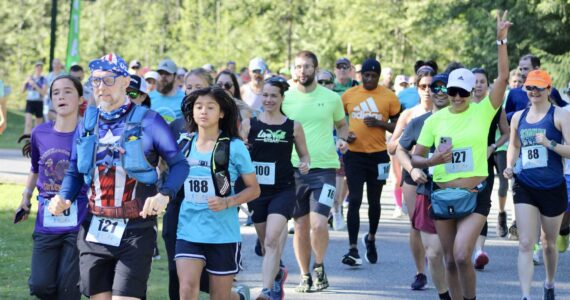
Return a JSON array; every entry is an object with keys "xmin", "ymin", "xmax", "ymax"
[
  {"xmin": 215, "ymin": 70, "xmax": 242, "ymax": 100},
  {"xmin": 182, "ymin": 86, "xmax": 240, "ymax": 139},
  {"xmin": 264, "ymin": 76, "xmax": 290, "ymax": 115}
]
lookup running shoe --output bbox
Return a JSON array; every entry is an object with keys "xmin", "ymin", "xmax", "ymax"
[
  {"xmin": 233, "ymin": 284, "xmax": 251, "ymax": 300},
  {"xmin": 497, "ymin": 211, "xmax": 508, "ymax": 238},
  {"xmin": 556, "ymin": 234, "xmax": 569, "ymax": 253},
  {"xmin": 508, "ymin": 221, "xmax": 519, "ymax": 240},
  {"xmin": 543, "ymin": 285, "xmax": 555, "ymax": 300},
  {"xmin": 287, "ymin": 219, "xmax": 295, "ymax": 234},
  {"xmin": 392, "ymin": 206, "xmax": 405, "ymax": 218},
  {"xmin": 295, "ymin": 274, "xmax": 312, "ymax": 293},
  {"xmin": 533, "ymin": 243, "xmax": 541, "ymax": 265},
  {"xmin": 332, "ymin": 211, "xmax": 346, "ymax": 231},
  {"xmin": 474, "ymin": 251, "xmax": 489, "ymax": 270},
  {"xmin": 342, "ymin": 197, "xmax": 349, "ymax": 208},
  {"xmin": 255, "ymin": 238, "xmax": 264, "ymax": 257},
  {"xmin": 256, "ymin": 288, "xmax": 270, "ymax": 300},
  {"xmin": 245, "ymin": 215, "xmax": 254, "ymax": 226},
  {"xmin": 341, "ymin": 248, "xmax": 362, "ymax": 266},
  {"xmin": 362, "ymin": 233, "xmax": 378, "ymax": 264},
  {"xmin": 411, "ymin": 273, "xmax": 428, "ymax": 290},
  {"xmin": 313, "ymin": 265, "xmax": 329, "ymax": 291},
  {"xmin": 271, "ymin": 265, "xmax": 288, "ymax": 300}
]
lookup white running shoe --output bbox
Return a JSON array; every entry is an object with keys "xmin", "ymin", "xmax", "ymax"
[
  {"xmin": 287, "ymin": 219, "xmax": 295, "ymax": 234},
  {"xmin": 332, "ymin": 211, "xmax": 346, "ymax": 231},
  {"xmin": 392, "ymin": 206, "xmax": 405, "ymax": 218}
]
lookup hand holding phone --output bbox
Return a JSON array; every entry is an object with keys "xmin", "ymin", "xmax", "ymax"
[
  {"xmin": 13, "ymin": 203, "xmax": 31, "ymax": 224},
  {"xmin": 438, "ymin": 137, "xmax": 453, "ymax": 152}
]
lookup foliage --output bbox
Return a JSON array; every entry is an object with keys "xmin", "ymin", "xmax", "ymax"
[{"xmin": 0, "ymin": 0, "xmax": 569, "ymax": 109}]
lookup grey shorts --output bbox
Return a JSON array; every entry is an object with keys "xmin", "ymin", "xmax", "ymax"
[{"xmin": 292, "ymin": 168, "xmax": 336, "ymax": 218}]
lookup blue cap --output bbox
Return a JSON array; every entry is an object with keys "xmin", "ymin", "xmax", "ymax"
[
  {"xmin": 88, "ymin": 53, "xmax": 129, "ymax": 77},
  {"xmin": 430, "ymin": 73, "xmax": 449, "ymax": 87},
  {"xmin": 361, "ymin": 58, "xmax": 381, "ymax": 75}
]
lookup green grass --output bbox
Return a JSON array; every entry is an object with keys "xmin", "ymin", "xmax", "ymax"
[
  {"xmin": 0, "ymin": 183, "xmax": 209, "ymax": 299},
  {"xmin": 0, "ymin": 109, "xmax": 26, "ymax": 149}
]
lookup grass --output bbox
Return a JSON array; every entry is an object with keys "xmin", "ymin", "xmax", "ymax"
[
  {"xmin": 0, "ymin": 109, "xmax": 26, "ymax": 149},
  {"xmin": 0, "ymin": 183, "xmax": 210, "ymax": 299}
]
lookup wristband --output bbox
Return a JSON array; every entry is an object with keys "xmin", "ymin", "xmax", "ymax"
[
  {"xmin": 496, "ymin": 39, "xmax": 507, "ymax": 45},
  {"xmin": 22, "ymin": 188, "xmax": 33, "ymax": 198}
]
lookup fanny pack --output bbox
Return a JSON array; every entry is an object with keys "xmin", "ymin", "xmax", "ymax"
[{"xmin": 430, "ymin": 182, "xmax": 485, "ymax": 219}]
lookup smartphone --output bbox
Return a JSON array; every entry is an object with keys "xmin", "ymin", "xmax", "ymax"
[
  {"xmin": 13, "ymin": 208, "xmax": 28, "ymax": 224},
  {"xmin": 439, "ymin": 136, "xmax": 452, "ymax": 152}
]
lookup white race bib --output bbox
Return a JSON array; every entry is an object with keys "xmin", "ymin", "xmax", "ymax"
[
  {"xmin": 184, "ymin": 175, "xmax": 215, "ymax": 204},
  {"xmin": 377, "ymin": 163, "xmax": 390, "ymax": 180},
  {"xmin": 318, "ymin": 184, "xmax": 336, "ymax": 207},
  {"xmin": 85, "ymin": 216, "xmax": 128, "ymax": 247},
  {"xmin": 445, "ymin": 147, "xmax": 474, "ymax": 173},
  {"xmin": 521, "ymin": 145, "xmax": 548, "ymax": 169},
  {"xmin": 43, "ymin": 200, "xmax": 78, "ymax": 227},
  {"xmin": 253, "ymin": 162, "xmax": 276, "ymax": 185}
]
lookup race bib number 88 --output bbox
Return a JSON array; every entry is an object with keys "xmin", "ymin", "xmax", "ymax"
[{"xmin": 521, "ymin": 145, "xmax": 547, "ymax": 169}]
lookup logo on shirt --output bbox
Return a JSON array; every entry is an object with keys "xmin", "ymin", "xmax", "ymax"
[
  {"xmin": 255, "ymin": 129, "xmax": 287, "ymax": 143},
  {"xmin": 351, "ymin": 97, "xmax": 381, "ymax": 120},
  {"xmin": 519, "ymin": 128, "xmax": 546, "ymax": 147}
]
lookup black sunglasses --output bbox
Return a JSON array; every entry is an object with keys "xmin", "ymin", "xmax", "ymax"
[
  {"xmin": 524, "ymin": 85, "xmax": 547, "ymax": 92},
  {"xmin": 447, "ymin": 87, "xmax": 471, "ymax": 97},
  {"xmin": 318, "ymin": 80, "xmax": 334, "ymax": 85},
  {"xmin": 217, "ymin": 82, "xmax": 233, "ymax": 90}
]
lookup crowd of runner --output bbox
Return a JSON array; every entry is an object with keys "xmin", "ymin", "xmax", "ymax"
[{"xmin": 13, "ymin": 10, "xmax": 570, "ymax": 300}]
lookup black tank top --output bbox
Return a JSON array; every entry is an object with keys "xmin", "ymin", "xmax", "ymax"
[{"xmin": 248, "ymin": 117, "xmax": 295, "ymax": 193}]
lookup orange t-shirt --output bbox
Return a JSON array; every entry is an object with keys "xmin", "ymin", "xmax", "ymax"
[{"xmin": 342, "ymin": 85, "xmax": 401, "ymax": 153}]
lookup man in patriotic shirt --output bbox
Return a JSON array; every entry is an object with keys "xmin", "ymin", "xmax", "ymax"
[{"xmin": 50, "ymin": 53, "xmax": 188, "ymax": 300}]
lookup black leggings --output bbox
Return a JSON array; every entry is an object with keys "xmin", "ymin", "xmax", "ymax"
[
  {"xmin": 479, "ymin": 165, "xmax": 495, "ymax": 237},
  {"xmin": 344, "ymin": 151, "xmax": 388, "ymax": 245}
]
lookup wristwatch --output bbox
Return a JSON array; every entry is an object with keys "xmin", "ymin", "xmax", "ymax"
[
  {"xmin": 549, "ymin": 140, "xmax": 558, "ymax": 150},
  {"xmin": 496, "ymin": 39, "xmax": 507, "ymax": 45}
]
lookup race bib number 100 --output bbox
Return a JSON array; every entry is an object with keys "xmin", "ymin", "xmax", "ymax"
[
  {"xmin": 318, "ymin": 184, "xmax": 336, "ymax": 207},
  {"xmin": 253, "ymin": 162, "xmax": 276, "ymax": 185},
  {"xmin": 86, "ymin": 216, "xmax": 128, "ymax": 247}
]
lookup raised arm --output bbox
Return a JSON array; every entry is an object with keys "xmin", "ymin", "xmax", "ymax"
[{"xmin": 490, "ymin": 10, "xmax": 512, "ymax": 110}]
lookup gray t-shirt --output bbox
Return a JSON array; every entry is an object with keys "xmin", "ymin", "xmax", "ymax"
[{"xmin": 399, "ymin": 111, "xmax": 432, "ymax": 151}]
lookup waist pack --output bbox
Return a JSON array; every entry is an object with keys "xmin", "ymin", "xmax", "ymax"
[
  {"xmin": 76, "ymin": 105, "xmax": 158, "ymax": 185},
  {"xmin": 430, "ymin": 182, "xmax": 485, "ymax": 219},
  {"xmin": 179, "ymin": 131, "xmax": 232, "ymax": 198}
]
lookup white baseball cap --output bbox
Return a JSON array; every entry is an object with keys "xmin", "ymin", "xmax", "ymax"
[
  {"xmin": 447, "ymin": 68, "xmax": 476, "ymax": 91},
  {"xmin": 249, "ymin": 57, "xmax": 267, "ymax": 73}
]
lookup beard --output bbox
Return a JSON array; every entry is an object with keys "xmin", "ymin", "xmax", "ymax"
[
  {"xmin": 299, "ymin": 73, "xmax": 316, "ymax": 87},
  {"xmin": 157, "ymin": 79, "xmax": 175, "ymax": 94}
]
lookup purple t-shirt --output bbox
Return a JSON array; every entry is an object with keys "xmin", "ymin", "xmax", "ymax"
[{"xmin": 30, "ymin": 121, "xmax": 88, "ymax": 234}]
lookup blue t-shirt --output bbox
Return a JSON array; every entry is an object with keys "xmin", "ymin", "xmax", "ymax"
[
  {"xmin": 177, "ymin": 137, "xmax": 255, "ymax": 244},
  {"xmin": 149, "ymin": 89, "xmax": 185, "ymax": 124},
  {"xmin": 397, "ymin": 87, "xmax": 420, "ymax": 110}
]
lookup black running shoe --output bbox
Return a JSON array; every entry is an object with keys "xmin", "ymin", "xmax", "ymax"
[
  {"xmin": 543, "ymin": 286, "xmax": 555, "ymax": 300},
  {"xmin": 497, "ymin": 211, "xmax": 508, "ymax": 238},
  {"xmin": 341, "ymin": 248, "xmax": 362, "ymax": 266},
  {"xmin": 411, "ymin": 273, "xmax": 428, "ymax": 290},
  {"xmin": 362, "ymin": 233, "xmax": 378, "ymax": 264}
]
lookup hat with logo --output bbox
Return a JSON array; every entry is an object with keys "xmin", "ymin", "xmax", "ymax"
[
  {"xmin": 129, "ymin": 75, "xmax": 148, "ymax": 94},
  {"xmin": 447, "ymin": 68, "xmax": 476, "ymax": 91},
  {"xmin": 89, "ymin": 53, "xmax": 129, "ymax": 77},
  {"xmin": 524, "ymin": 70, "xmax": 552, "ymax": 89},
  {"xmin": 395, "ymin": 75, "xmax": 409, "ymax": 86},
  {"xmin": 361, "ymin": 58, "xmax": 381, "ymax": 75},
  {"xmin": 144, "ymin": 71, "xmax": 159, "ymax": 81},
  {"xmin": 249, "ymin": 58, "xmax": 267, "ymax": 73},
  {"xmin": 430, "ymin": 73, "xmax": 449, "ymax": 88},
  {"xmin": 336, "ymin": 57, "xmax": 351, "ymax": 68},
  {"xmin": 129, "ymin": 60, "xmax": 141, "ymax": 69},
  {"xmin": 157, "ymin": 59, "xmax": 177, "ymax": 74}
]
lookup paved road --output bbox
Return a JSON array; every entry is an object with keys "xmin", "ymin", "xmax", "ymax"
[{"xmin": 2, "ymin": 149, "xmax": 569, "ymax": 299}]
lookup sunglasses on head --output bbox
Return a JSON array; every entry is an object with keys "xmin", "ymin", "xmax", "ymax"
[
  {"xmin": 447, "ymin": 87, "xmax": 471, "ymax": 97},
  {"xmin": 127, "ymin": 91, "xmax": 141, "ymax": 99},
  {"xmin": 318, "ymin": 79, "xmax": 333, "ymax": 85},
  {"xmin": 217, "ymin": 82, "xmax": 233, "ymax": 90},
  {"xmin": 430, "ymin": 85, "xmax": 448, "ymax": 94},
  {"xmin": 525, "ymin": 85, "xmax": 547, "ymax": 92}
]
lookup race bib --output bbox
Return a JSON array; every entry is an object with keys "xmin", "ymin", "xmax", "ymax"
[
  {"xmin": 85, "ymin": 216, "xmax": 128, "ymax": 247},
  {"xmin": 377, "ymin": 163, "xmax": 390, "ymax": 180},
  {"xmin": 521, "ymin": 145, "xmax": 548, "ymax": 169},
  {"xmin": 184, "ymin": 175, "xmax": 215, "ymax": 204},
  {"xmin": 318, "ymin": 184, "xmax": 336, "ymax": 207},
  {"xmin": 43, "ymin": 201, "xmax": 78, "ymax": 227},
  {"xmin": 445, "ymin": 147, "xmax": 474, "ymax": 174},
  {"xmin": 253, "ymin": 162, "xmax": 276, "ymax": 185}
]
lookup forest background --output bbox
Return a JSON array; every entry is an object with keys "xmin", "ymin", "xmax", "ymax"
[{"xmin": 1, "ymin": 0, "xmax": 569, "ymax": 107}]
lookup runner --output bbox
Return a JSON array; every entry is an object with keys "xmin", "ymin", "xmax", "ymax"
[
  {"xmin": 283, "ymin": 50, "xmax": 349, "ymax": 293},
  {"xmin": 332, "ymin": 58, "xmax": 358, "ymax": 94},
  {"xmin": 49, "ymin": 53, "xmax": 189, "ymax": 300},
  {"xmin": 241, "ymin": 58, "xmax": 267, "ymax": 112},
  {"xmin": 411, "ymin": 12, "xmax": 510, "ymax": 299},
  {"xmin": 504, "ymin": 69, "xmax": 570, "ymax": 300},
  {"xmin": 216, "ymin": 70, "xmax": 255, "ymax": 121},
  {"xmin": 150, "ymin": 59, "xmax": 186, "ymax": 124},
  {"xmin": 175, "ymin": 87, "xmax": 260, "ymax": 300},
  {"xmin": 22, "ymin": 61, "xmax": 47, "ymax": 134},
  {"xmin": 240, "ymin": 76, "xmax": 310, "ymax": 299},
  {"xmin": 396, "ymin": 72, "xmax": 451, "ymax": 299},
  {"xmin": 16, "ymin": 75, "xmax": 88, "ymax": 300},
  {"xmin": 127, "ymin": 75, "xmax": 151, "ymax": 107},
  {"xmin": 388, "ymin": 65, "xmax": 436, "ymax": 288},
  {"xmin": 341, "ymin": 58, "xmax": 400, "ymax": 267}
]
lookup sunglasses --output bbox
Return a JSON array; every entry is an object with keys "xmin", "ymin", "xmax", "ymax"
[
  {"xmin": 430, "ymin": 86, "xmax": 448, "ymax": 94},
  {"xmin": 525, "ymin": 85, "xmax": 547, "ymax": 92},
  {"xmin": 417, "ymin": 84, "xmax": 430, "ymax": 91},
  {"xmin": 127, "ymin": 91, "xmax": 141, "ymax": 99},
  {"xmin": 336, "ymin": 65, "xmax": 350, "ymax": 71},
  {"xmin": 447, "ymin": 87, "xmax": 471, "ymax": 97},
  {"xmin": 217, "ymin": 82, "xmax": 233, "ymax": 90},
  {"xmin": 318, "ymin": 80, "xmax": 334, "ymax": 85}
]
